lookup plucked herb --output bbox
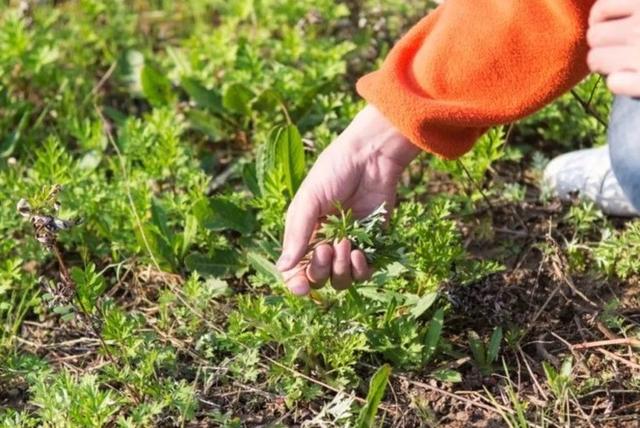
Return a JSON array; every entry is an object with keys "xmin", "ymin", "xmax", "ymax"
[{"xmin": 317, "ymin": 203, "xmax": 402, "ymax": 268}]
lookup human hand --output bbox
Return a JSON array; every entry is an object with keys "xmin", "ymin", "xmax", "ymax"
[
  {"xmin": 276, "ymin": 105, "xmax": 420, "ymax": 296},
  {"xmin": 587, "ymin": 0, "xmax": 640, "ymax": 97}
]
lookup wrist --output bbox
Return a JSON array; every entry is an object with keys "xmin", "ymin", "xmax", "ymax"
[{"xmin": 347, "ymin": 104, "xmax": 421, "ymax": 169}]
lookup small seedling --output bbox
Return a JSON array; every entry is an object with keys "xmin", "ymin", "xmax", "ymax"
[{"xmin": 468, "ymin": 326, "xmax": 503, "ymax": 376}]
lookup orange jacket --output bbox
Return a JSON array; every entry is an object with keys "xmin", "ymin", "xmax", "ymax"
[{"xmin": 356, "ymin": 0, "xmax": 595, "ymax": 159}]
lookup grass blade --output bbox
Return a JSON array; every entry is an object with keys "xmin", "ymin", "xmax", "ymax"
[{"xmin": 356, "ymin": 364, "xmax": 391, "ymax": 428}]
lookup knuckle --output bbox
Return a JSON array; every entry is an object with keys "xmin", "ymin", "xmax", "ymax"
[
  {"xmin": 586, "ymin": 27, "xmax": 599, "ymax": 47},
  {"xmin": 589, "ymin": 3, "xmax": 602, "ymax": 24}
]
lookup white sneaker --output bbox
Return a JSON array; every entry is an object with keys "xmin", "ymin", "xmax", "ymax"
[{"xmin": 543, "ymin": 145, "xmax": 639, "ymax": 216}]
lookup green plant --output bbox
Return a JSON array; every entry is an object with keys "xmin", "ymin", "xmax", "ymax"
[
  {"xmin": 318, "ymin": 203, "xmax": 401, "ymax": 267},
  {"xmin": 485, "ymin": 361, "xmax": 531, "ymax": 428},
  {"xmin": 468, "ymin": 327, "xmax": 503, "ymax": 376},
  {"xmin": 0, "ymin": 1, "xmax": 632, "ymax": 426},
  {"xmin": 543, "ymin": 358, "xmax": 574, "ymax": 421}
]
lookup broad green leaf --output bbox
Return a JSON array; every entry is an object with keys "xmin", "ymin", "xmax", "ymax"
[
  {"xmin": 256, "ymin": 140, "xmax": 278, "ymax": 196},
  {"xmin": 254, "ymin": 89, "xmax": 281, "ymax": 112},
  {"xmin": 193, "ymin": 197, "xmax": 255, "ymax": 235},
  {"xmin": 272, "ymin": 124, "xmax": 305, "ymax": 197},
  {"xmin": 222, "ymin": 83, "xmax": 254, "ymax": 116},
  {"xmin": 141, "ymin": 63, "xmax": 173, "ymax": 107},
  {"xmin": 138, "ymin": 225, "xmax": 177, "ymax": 271},
  {"xmin": 184, "ymin": 251, "xmax": 240, "ymax": 277},
  {"xmin": 356, "ymin": 364, "xmax": 391, "ymax": 428},
  {"xmin": 410, "ymin": 291, "xmax": 438, "ymax": 319},
  {"xmin": 246, "ymin": 252, "xmax": 282, "ymax": 283},
  {"xmin": 423, "ymin": 307, "xmax": 444, "ymax": 362},
  {"xmin": 487, "ymin": 327, "xmax": 503, "ymax": 364}
]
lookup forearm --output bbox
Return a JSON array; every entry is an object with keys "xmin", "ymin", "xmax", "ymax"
[{"xmin": 357, "ymin": 0, "xmax": 595, "ymax": 159}]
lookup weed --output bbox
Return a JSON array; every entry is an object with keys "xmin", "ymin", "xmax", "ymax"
[{"xmin": 1, "ymin": 1, "xmax": 638, "ymax": 426}]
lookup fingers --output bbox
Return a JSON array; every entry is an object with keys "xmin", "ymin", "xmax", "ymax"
[
  {"xmin": 284, "ymin": 265, "xmax": 311, "ymax": 296},
  {"xmin": 351, "ymin": 250, "xmax": 372, "ymax": 282},
  {"xmin": 331, "ymin": 239, "xmax": 352, "ymax": 290},
  {"xmin": 277, "ymin": 193, "xmax": 318, "ymax": 272},
  {"xmin": 587, "ymin": 17, "xmax": 635, "ymax": 47},
  {"xmin": 284, "ymin": 239, "xmax": 373, "ymax": 296},
  {"xmin": 306, "ymin": 244, "xmax": 333, "ymax": 288},
  {"xmin": 607, "ymin": 71, "xmax": 640, "ymax": 97},
  {"xmin": 286, "ymin": 241, "xmax": 374, "ymax": 296},
  {"xmin": 587, "ymin": 46, "xmax": 640, "ymax": 74},
  {"xmin": 590, "ymin": 0, "xmax": 635, "ymax": 25},
  {"xmin": 588, "ymin": 46, "xmax": 639, "ymax": 74}
]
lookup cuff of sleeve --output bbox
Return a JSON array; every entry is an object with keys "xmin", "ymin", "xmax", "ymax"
[{"xmin": 356, "ymin": 71, "xmax": 484, "ymax": 160}]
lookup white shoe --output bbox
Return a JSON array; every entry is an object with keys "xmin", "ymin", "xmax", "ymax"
[{"xmin": 543, "ymin": 146, "xmax": 639, "ymax": 216}]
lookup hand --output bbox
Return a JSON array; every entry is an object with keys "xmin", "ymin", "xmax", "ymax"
[
  {"xmin": 276, "ymin": 105, "xmax": 420, "ymax": 296},
  {"xmin": 587, "ymin": 0, "xmax": 640, "ymax": 97}
]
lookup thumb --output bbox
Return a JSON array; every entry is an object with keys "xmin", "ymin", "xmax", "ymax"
[{"xmin": 277, "ymin": 194, "xmax": 319, "ymax": 272}]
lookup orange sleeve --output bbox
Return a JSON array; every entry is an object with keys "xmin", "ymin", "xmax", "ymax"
[{"xmin": 356, "ymin": 0, "xmax": 595, "ymax": 159}]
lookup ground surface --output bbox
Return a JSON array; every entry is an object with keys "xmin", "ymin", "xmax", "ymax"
[{"xmin": 1, "ymin": 1, "xmax": 639, "ymax": 427}]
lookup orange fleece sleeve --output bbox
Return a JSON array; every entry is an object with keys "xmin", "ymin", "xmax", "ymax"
[{"xmin": 356, "ymin": 0, "xmax": 595, "ymax": 159}]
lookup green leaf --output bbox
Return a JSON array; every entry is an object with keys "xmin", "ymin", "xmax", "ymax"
[
  {"xmin": 194, "ymin": 197, "xmax": 255, "ymax": 235},
  {"xmin": 141, "ymin": 63, "xmax": 173, "ymax": 107},
  {"xmin": 271, "ymin": 124, "xmax": 305, "ymax": 197},
  {"xmin": 181, "ymin": 214, "xmax": 198, "ymax": 258},
  {"xmin": 253, "ymin": 88, "xmax": 281, "ymax": 112},
  {"xmin": 410, "ymin": 292, "xmax": 438, "ymax": 319},
  {"xmin": 184, "ymin": 251, "xmax": 240, "ymax": 278},
  {"xmin": 186, "ymin": 109, "xmax": 223, "ymax": 140},
  {"xmin": 486, "ymin": 327, "xmax": 503, "ymax": 364},
  {"xmin": 151, "ymin": 199, "xmax": 174, "ymax": 244},
  {"xmin": 246, "ymin": 252, "xmax": 282, "ymax": 284},
  {"xmin": 138, "ymin": 225, "xmax": 177, "ymax": 271},
  {"xmin": 423, "ymin": 307, "xmax": 444, "ymax": 362},
  {"xmin": 542, "ymin": 361, "xmax": 556, "ymax": 383},
  {"xmin": 255, "ymin": 139, "xmax": 272, "ymax": 196},
  {"xmin": 181, "ymin": 77, "xmax": 223, "ymax": 112},
  {"xmin": 77, "ymin": 150, "xmax": 103, "ymax": 171},
  {"xmin": 356, "ymin": 364, "xmax": 391, "ymax": 428},
  {"xmin": 242, "ymin": 163, "xmax": 261, "ymax": 197},
  {"xmin": 222, "ymin": 83, "xmax": 254, "ymax": 116},
  {"xmin": 116, "ymin": 49, "xmax": 144, "ymax": 94},
  {"xmin": 1, "ymin": 109, "xmax": 30, "ymax": 158},
  {"xmin": 467, "ymin": 331, "xmax": 486, "ymax": 367},
  {"xmin": 559, "ymin": 358, "xmax": 573, "ymax": 378},
  {"xmin": 256, "ymin": 125, "xmax": 306, "ymax": 198},
  {"xmin": 431, "ymin": 369, "xmax": 462, "ymax": 383},
  {"xmin": 70, "ymin": 264, "xmax": 105, "ymax": 314}
]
